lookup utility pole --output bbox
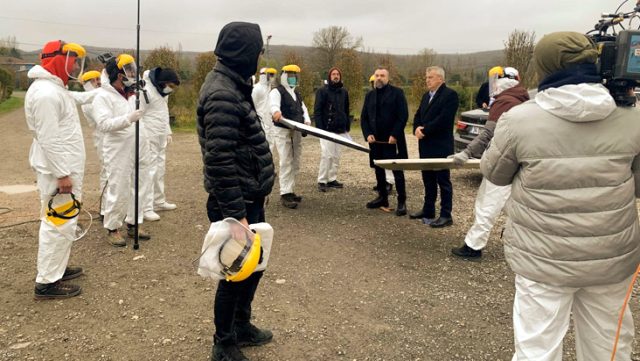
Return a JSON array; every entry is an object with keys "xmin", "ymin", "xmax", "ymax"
[{"xmin": 266, "ymin": 35, "xmax": 272, "ymax": 66}]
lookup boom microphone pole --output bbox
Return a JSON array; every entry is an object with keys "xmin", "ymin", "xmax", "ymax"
[{"xmin": 133, "ymin": 0, "xmax": 141, "ymax": 250}]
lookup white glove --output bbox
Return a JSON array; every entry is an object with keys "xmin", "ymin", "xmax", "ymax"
[
  {"xmin": 166, "ymin": 135, "xmax": 173, "ymax": 145},
  {"xmin": 451, "ymin": 151, "xmax": 470, "ymax": 166},
  {"xmin": 128, "ymin": 109, "xmax": 144, "ymax": 124},
  {"xmin": 304, "ymin": 119, "xmax": 311, "ymax": 126}
]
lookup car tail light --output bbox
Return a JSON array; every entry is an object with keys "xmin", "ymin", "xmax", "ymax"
[{"xmin": 456, "ymin": 121, "xmax": 467, "ymax": 130}]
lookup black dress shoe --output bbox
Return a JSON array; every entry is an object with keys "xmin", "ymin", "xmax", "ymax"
[
  {"xmin": 430, "ymin": 217, "xmax": 453, "ymax": 228},
  {"xmin": 318, "ymin": 183, "xmax": 328, "ymax": 192},
  {"xmin": 395, "ymin": 201, "xmax": 407, "ymax": 216},
  {"xmin": 366, "ymin": 196, "xmax": 389, "ymax": 209},
  {"xmin": 451, "ymin": 244, "xmax": 482, "ymax": 260},
  {"xmin": 327, "ymin": 180, "xmax": 344, "ymax": 189},
  {"xmin": 409, "ymin": 210, "xmax": 425, "ymax": 219},
  {"xmin": 291, "ymin": 193, "xmax": 302, "ymax": 202}
]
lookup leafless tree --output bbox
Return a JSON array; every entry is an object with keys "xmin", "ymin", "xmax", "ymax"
[
  {"xmin": 503, "ymin": 30, "xmax": 537, "ymax": 89},
  {"xmin": 312, "ymin": 26, "xmax": 363, "ymax": 71}
]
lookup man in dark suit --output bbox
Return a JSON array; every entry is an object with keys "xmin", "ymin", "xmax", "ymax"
[
  {"xmin": 361, "ymin": 67, "xmax": 408, "ymax": 216},
  {"xmin": 411, "ymin": 66, "xmax": 459, "ymax": 227}
]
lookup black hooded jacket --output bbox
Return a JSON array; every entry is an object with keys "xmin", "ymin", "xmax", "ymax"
[{"xmin": 197, "ymin": 22, "xmax": 274, "ymax": 220}]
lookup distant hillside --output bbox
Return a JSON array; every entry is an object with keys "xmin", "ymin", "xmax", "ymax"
[{"xmin": 17, "ymin": 44, "xmax": 504, "ymax": 85}]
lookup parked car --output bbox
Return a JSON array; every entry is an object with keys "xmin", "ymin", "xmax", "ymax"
[
  {"xmin": 454, "ymin": 108, "xmax": 488, "ymax": 153},
  {"xmin": 454, "ymin": 89, "xmax": 538, "ymax": 154}
]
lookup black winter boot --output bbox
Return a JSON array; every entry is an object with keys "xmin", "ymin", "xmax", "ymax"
[
  {"xmin": 211, "ymin": 344, "xmax": 249, "ymax": 361},
  {"xmin": 451, "ymin": 244, "xmax": 482, "ymax": 260},
  {"xmin": 395, "ymin": 200, "xmax": 407, "ymax": 216},
  {"xmin": 366, "ymin": 195, "xmax": 389, "ymax": 209},
  {"xmin": 236, "ymin": 323, "xmax": 273, "ymax": 347}
]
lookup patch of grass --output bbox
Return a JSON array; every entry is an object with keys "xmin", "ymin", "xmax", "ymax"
[
  {"xmin": 0, "ymin": 97, "xmax": 24, "ymax": 115},
  {"xmin": 172, "ymin": 124, "xmax": 197, "ymax": 133}
]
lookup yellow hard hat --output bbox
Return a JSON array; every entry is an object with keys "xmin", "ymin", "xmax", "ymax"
[
  {"xmin": 116, "ymin": 54, "xmax": 135, "ymax": 70},
  {"xmin": 221, "ymin": 233, "xmax": 262, "ymax": 282},
  {"xmin": 265, "ymin": 67, "xmax": 277, "ymax": 74},
  {"xmin": 62, "ymin": 43, "xmax": 86, "ymax": 58},
  {"xmin": 282, "ymin": 64, "xmax": 301, "ymax": 73},
  {"xmin": 369, "ymin": 74, "xmax": 375, "ymax": 82},
  {"xmin": 488, "ymin": 66, "xmax": 505, "ymax": 78},
  {"xmin": 80, "ymin": 70, "xmax": 101, "ymax": 83}
]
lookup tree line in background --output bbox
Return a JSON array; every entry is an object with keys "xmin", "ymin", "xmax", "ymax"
[{"xmin": 0, "ymin": 29, "xmax": 537, "ymax": 122}]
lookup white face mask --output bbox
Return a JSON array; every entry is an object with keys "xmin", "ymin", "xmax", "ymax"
[
  {"xmin": 123, "ymin": 78, "xmax": 135, "ymax": 87},
  {"xmin": 83, "ymin": 82, "xmax": 95, "ymax": 91},
  {"xmin": 162, "ymin": 86, "xmax": 173, "ymax": 94}
]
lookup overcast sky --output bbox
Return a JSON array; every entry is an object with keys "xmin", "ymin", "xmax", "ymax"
[{"xmin": 0, "ymin": 0, "xmax": 635, "ymax": 55}]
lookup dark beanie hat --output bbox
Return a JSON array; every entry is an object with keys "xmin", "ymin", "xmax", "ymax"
[
  {"xmin": 534, "ymin": 32, "xmax": 599, "ymax": 79},
  {"xmin": 156, "ymin": 68, "xmax": 180, "ymax": 85},
  {"xmin": 214, "ymin": 22, "xmax": 263, "ymax": 81}
]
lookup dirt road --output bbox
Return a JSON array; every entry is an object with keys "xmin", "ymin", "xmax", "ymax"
[{"xmin": 0, "ymin": 105, "xmax": 638, "ymax": 361}]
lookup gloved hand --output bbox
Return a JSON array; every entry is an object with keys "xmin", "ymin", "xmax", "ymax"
[
  {"xmin": 451, "ymin": 151, "xmax": 470, "ymax": 166},
  {"xmin": 166, "ymin": 135, "xmax": 173, "ymax": 145},
  {"xmin": 304, "ymin": 119, "xmax": 311, "ymax": 126},
  {"xmin": 128, "ymin": 109, "xmax": 144, "ymax": 124}
]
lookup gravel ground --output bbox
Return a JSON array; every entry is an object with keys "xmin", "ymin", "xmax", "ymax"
[{"xmin": 0, "ymin": 106, "xmax": 639, "ymax": 361}]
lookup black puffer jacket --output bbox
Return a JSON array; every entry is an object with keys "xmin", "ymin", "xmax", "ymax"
[{"xmin": 197, "ymin": 23, "xmax": 274, "ymax": 220}]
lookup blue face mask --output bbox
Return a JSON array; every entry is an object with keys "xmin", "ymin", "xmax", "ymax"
[{"xmin": 287, "ymin": 76, "xmax": 298, "ymax": 87}]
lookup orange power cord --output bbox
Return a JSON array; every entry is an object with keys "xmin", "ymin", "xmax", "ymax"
[{"xmin": 610, "ymin": 263, "xmax": 640, "ymax": 361}]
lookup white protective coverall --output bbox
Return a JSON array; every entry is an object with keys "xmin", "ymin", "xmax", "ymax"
[
  {"xmin": 269, "ymin": 78, "xmax": 311, "ymax": 195},
  {"xmin": 463, "ymin": 178, "xmax": 511, "ymax": 250},
  {"xmin": 24, "ymin": 65, "xmax": 95, "ymax": 284},
  {"xmin": 80, "ymin": 85, "xmax": 108, "ymax": 215},
  {"xmin": 92, "ymin": 71, "xmax": 152, "ymax": 230},
  {"xmin": 251, "ymin": 74, "xmax": 276, "ymax": 155},
  {"xmin": 140, "ymin": 70, "xmax": 171, "ymax": 212},
  {"xmin": 463, "ymin": 77, "xmax": 520, "ymax": 251}
]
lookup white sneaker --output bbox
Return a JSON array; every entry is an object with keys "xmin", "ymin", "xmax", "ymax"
[
  {"xmin": 143, "ymin": 210, "xmax": 161, "ymax": 221},
  {"xmin": 154, "ymin": 202, "xmax": 177, "ymax": 211}
]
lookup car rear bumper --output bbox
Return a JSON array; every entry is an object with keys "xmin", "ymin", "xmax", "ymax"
[{"xmin": 454, "ymin": 134, "xmax": 471, "ymax": 153}]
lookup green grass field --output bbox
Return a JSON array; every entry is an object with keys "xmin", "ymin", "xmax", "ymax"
[{"xmin": 0, "ymin": 97, "xmax": 24, "ymax": 115}]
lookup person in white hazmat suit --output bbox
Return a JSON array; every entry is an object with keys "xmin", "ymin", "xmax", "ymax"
[
  {"xmin": 25, "ymin": 40, "xmax": 94, "ymax": 299},
  {"xmin": 79, "ymin": 70, "xmax": 108, "ymax": 217},
  {"xmin": 252, "ymin": 67, "xmax": 277, "ymax": 155},
  {"xmin": 482, "ymin": 32, "xmax": 640, "ymax": 361},
  {"xmin": 138, "ymin": 67, "xmax": 181, "ymax": 222},
  {"xmin": 449, "ymin": 66, "xmax": 529, "ymax": 260},
  {"xmin": 92, "ymin": 54, "xmax": 152, "ymax": 246},
  {"xmin": 269, "ymin": 64, "xmax": 311, "ymax": 209}
]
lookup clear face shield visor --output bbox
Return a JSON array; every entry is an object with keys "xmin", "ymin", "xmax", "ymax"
[
  {"xmin": 45, "ymin": 190, "xmax": 93, "ymax": 242},
  {"xmin": 121, "ymin": 62, "xmax": 138, "ymax": 85},
  {"xmin": 217, "ymin": 219, "xmax": 261, "ymax": 282},
  {"xmin": 488, "ymin": 67, "xmax": 504, "ymax": 97},
  {"xmin": 282, "ymin": 72, "xmax": 299, "ymax": 87},
  {"xmin": 65, "ymin": 53, "xmax": 85, "ymax": 80}
]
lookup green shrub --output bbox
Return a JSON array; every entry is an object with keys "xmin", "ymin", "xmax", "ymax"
[{"xmin": 0, "ymin": 67, "xmax": 14, "ymax": 100}]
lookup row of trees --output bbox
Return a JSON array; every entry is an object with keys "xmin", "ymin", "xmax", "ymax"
[{"xmin": 137, "ymin": 27, "xmax": 536, "ymax": 126}]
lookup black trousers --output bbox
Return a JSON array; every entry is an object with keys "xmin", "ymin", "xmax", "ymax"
[
  {"xmin": 375, "ymin": 166, "xmax": 406, "ymax": 202},
  {"xmin": 420, "ymin": 170, "xmax": 452, "ymax": 219},
  {"xmin": 207, "ymin": 194, "xmax": 266, "ymax": 345}
]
